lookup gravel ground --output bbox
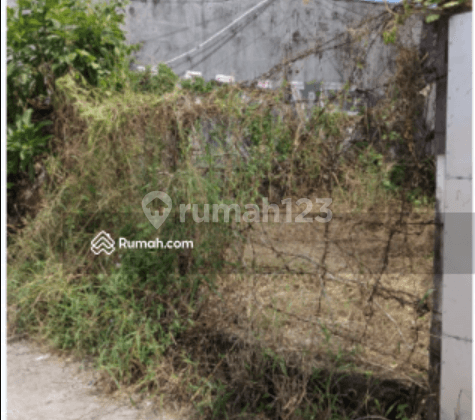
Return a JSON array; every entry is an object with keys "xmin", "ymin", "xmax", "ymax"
[{"xmin": 7, "ymin": 340, "xmax": 184, "ymax": 420}]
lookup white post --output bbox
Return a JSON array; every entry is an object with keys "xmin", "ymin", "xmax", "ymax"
[{"xmin": 439, "ymin": 12, "xmax": 472, "ymax": 420}]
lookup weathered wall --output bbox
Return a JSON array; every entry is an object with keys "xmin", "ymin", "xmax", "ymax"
[
  {"xmin": 5, "ymin": 0, "xmax": 424, "ymax": 94},
  {"xmin": 123, "ymin": 0, "xmax": 422, "ymax": 90}
]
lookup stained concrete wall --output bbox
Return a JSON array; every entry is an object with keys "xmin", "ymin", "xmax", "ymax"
[
  {"xmin": 123, "ymin": 0, "xmax": 422, "ymax": 90},
  {"xmin": 5, "ymin": 0, "xmax": 424, "ymax": 98}
]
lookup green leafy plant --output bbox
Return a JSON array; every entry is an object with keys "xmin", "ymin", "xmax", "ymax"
[
  {"xmin": 358, "ymin": 147, "xmax": 383, "ymax": 176},
  {"xmin": 382, "ymin": 163, "xmax": 405, "ymax": 192},
  {"xmin": 383, "ymin": 27, "xmax": 398, "ymax": 45},
  {"xmin": 7, "ymin": 109, "xmax": 52, "ymax": 183},
  {"xmin": 396, "ymin": 403, "xmax": 410, "ymax": 420},
  {"xmin": 7, "ymin": 0, "xmax": 138, "ymax": 179},
  {"xmin": 181, "ymin": 76, "xmax": 215, "ymax": 94},
  {"xmin": 129, "ymin": 64, "xmax": 179, "ymax": 95}
]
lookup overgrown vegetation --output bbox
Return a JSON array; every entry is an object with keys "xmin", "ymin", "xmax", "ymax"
[
  {"xmin": 7, "ymin": 0, "xmax": 138, "ymax": 183},
  {"xmin": 8, "ymin": 0, "xmax": 437, "ymax": 419},
  {"xmin": 380, "ymin": 0, "xmax": 471, "ymax": 44}
]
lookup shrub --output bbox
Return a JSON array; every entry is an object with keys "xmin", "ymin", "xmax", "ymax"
[
  {"xmin": 7, "ymin": 0, "xmax": 138, "ymax": 180},
  {"xmin": 180, "ymin": 76, "xmax": 216, "ymax": 94},
  {"xmin": 129, "ymin": 64, "xmax": 180, "ymax": 95},
  {"xmin": 7, "ymin": 109, "xmax": 52, "ymax": 183}
]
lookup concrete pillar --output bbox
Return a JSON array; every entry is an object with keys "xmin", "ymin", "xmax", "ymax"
[{"xmin": 438, "ymin": 11, "xmax": 472, "ymax": 420}]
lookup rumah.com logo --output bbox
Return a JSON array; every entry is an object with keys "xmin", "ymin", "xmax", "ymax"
[
  {"xmin": 91, "ymin": 231, "xmax": 193, "ymax": 255},
  {"xmin": 91, "ymin": 231, "xmax": 115, "ymax": 255}
]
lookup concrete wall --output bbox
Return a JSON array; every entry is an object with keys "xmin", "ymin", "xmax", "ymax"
[
  {"xmin": 6, "ymin": 0, "xmax": 424, "ymax": 99},
  {"xmin": 123, "ymin": 0, "xmax": 422, "ymax": 90},
  {"xmin": 438, "ymin": 11, "xmax": 472, "ymax": 420}
]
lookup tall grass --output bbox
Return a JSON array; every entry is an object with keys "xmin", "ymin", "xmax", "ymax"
[{"xmin": 8, "ymin": 66, "xmax": 433, "ymax": 419}]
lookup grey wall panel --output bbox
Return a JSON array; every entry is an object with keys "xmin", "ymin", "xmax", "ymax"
[{"xmin": 122, "ymin": 0, "xmax": 421, "ymax": 90}]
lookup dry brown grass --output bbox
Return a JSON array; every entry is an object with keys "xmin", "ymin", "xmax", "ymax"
[
  {"xmin": 117, "ymin": 197, "xmax": 435, "ymax": 419},
  {"xmin": 203, "ymin": 203, "xmax": 434, "ymax": 379},
  {"xmin": 8, "ymin": 31, "xmax": 437, "ymax": 419}
]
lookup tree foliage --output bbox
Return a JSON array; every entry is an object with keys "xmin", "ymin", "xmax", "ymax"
[{"xmin": 7, "ymin": 0, "xmax": 139, "ymax": 180}]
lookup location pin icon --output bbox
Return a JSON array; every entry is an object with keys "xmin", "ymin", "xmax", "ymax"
[{"xmin": 142, "ymin": 191, "xmax": 172, "ymax": 229}]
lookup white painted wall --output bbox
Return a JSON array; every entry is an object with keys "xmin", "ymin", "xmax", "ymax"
[{"xmin": 439, "ymin": 12, "xmax": 472, "ymax": 420}]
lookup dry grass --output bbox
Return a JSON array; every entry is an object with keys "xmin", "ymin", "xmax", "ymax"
[
  {"xmin": 204, "ymin": 204, "xmax": 434, "ymax": 380},
  {"xmin": 7, "ymin": 36, "xmax": 437, "ymax": 419}
]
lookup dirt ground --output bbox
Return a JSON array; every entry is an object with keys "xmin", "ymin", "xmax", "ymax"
[
  {"xmin": 209, "ymin": 202, "xmax": 435, "ymax": 383},
  {"xmin": 7, "ymin": 340, "xmax": 187, "ymax": 420}
]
